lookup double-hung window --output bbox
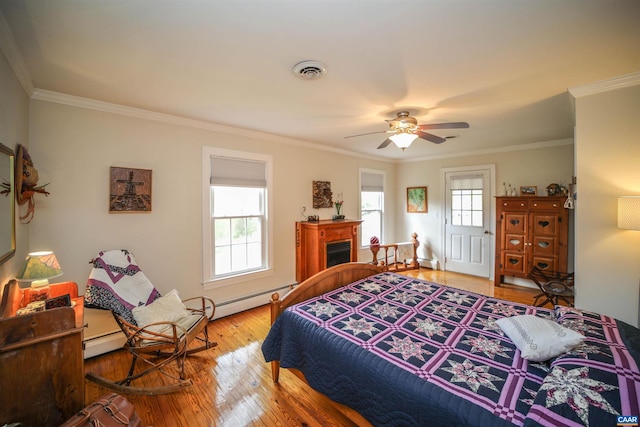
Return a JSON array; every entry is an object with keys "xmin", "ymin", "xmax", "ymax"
[
  {"xmin": 360, "ymin": 169, "xmax": 385, "ymax": 247},
  {"xmin": 203, "ymin": 148, "xmax": 272, "ymax": 287}
]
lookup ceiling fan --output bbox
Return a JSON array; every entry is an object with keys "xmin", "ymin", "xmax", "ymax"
[{"xmin": 345, "ymin": 111, "xmax": 470, "ymax": 150}]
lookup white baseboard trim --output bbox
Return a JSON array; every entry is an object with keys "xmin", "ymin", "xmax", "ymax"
[
  {"xmin": 214, "ymin": 285, "xmax": 293, "ymax": 319},
  {"xmin": 84, "ymin": 332, "xmax": 126, "ymax": 359},
  {"xmin": 501, "ymin": 276, "xmax": 537, "ymax": 290},
  {"xmin": 418, "ymin": 258, "xmax": 439, "ymax": 270}
]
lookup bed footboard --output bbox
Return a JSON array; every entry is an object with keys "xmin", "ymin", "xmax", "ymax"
[{"xmin": 268, "ymin": 262, "xmax": 383, "ymax": 382}]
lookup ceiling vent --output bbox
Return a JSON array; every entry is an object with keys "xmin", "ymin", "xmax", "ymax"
[{"xmin": 293, "ymin": 60, "xmax": 327, "ymax": 80}]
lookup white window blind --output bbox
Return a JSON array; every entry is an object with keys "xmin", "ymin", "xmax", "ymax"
[
  {"xmin": 451, "ymin": 175, "xmax": 483, "ymax": 190},
  {"xmin": 361, "ymin": 172, "xmax": 384, "ymax": 192},
  {"xmin": 211, "ymin": 157, "xmax": 266, "ymax": 188}
]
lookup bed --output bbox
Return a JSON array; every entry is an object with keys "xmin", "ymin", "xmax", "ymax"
[{"xmin": 262, "ymin": 263, "xmax": 640, "ymax": 426}]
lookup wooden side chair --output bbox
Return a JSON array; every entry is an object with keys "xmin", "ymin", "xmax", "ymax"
[
  {"xmin": 528, "ymin": 265, "xmax": 575, "ymax": 308},
  {"xmin": 84, "ymin": 249, "xmax": 217, "ymax": 395}
]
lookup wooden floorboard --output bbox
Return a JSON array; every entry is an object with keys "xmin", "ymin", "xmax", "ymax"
[{"xmin": 83, "ymin": 269, "xmax": 549, "ymax": 426}]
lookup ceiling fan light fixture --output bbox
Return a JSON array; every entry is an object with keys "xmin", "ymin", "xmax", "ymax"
[{"xmin": 389, "ymin": 132, "xmax": 419, "ymax": 149}]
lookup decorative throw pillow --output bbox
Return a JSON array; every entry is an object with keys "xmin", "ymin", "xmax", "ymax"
[
  {"xmin": 132, "ymin": 289, "xmax": 190, "ymax": 327},
  {"xmin": 496, "ymin": 314, "xmax": 584, "ymax": 362}
]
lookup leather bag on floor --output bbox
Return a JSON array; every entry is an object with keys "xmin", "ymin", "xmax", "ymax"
[{"xmin": 60, "ymin": 393, "xmax": 142, "ymax": 427}]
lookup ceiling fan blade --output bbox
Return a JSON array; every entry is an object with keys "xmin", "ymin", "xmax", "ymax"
[
  {"xmin": 377, "ymin": 138, "xmax": 393, "ymax": 149},
  {"xmin": 344, "ymin": 130, "xmax": 390, "ymax": 138},
  {"xmin": 417, "ymin": 131, "xmax": 446, "ymax": 144},
  {"xmin": 418, "ymin": 122, "xmax": 470, "ymax": 130}
]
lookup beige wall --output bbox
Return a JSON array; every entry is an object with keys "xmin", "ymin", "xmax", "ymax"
[
  {"xmin": 394, "ymin": 143, "xmax": 575, "ymax": 276},
  {"xmin": 8, "ymin": 54, "xmax": 635, "ymax": 329},
  {"xmin": 573, "ymin": 78, "xmax": 640, "ymax": 327},
  {"xmin": 27, "ymin": 99, "xmax": 395, "ymax": 310},
  {"xmin": 0, "ymin": 48, "xmax": 29, "ymax": 286},
  {"xmin": 21, "ymin": 94, "xmax": 576, "ymax": 315}
]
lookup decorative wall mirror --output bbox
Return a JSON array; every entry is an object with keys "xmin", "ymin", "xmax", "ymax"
[{"xmin": 0, "ymin": 143, "xmax": 15, "ymax": 264}]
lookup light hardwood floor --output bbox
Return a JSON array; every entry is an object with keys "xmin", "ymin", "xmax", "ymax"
[{"xmin": 83, "ymin": 269, "xmax": 546, "ymax": 427}]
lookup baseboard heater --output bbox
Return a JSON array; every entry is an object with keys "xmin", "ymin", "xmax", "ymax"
[
  {"xmin": 83, "ymin": 284, "xmax": 294, "ymax": 359},
  {"xmin": 83, "ymin": 307, "xmax": 127, "ymax": 359},
  {"xmin": 214, "ymin": 284, "xmax": 294, "ymax": 318}
]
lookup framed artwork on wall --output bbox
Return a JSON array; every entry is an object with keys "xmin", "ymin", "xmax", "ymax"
[
  {"xmin": 312, "ymin": 180, "xmax": 333, "ymax": 209},
  {"xmin": 407, "ymin": 186, "xmax": 428, "ymax": 213},
  {"xmin": 109, "ymin": 167, "xmax": 152, "ymax": 213}
]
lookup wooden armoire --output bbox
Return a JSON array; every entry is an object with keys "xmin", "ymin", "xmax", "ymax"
[{"xmin": 494, "ymin": 196, "xmax": 569, "ymax": 286}]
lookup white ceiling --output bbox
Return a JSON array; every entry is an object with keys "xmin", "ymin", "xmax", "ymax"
[{"xmin": 1, "ymin": 0, "xmax": 639, "ymax": 160}]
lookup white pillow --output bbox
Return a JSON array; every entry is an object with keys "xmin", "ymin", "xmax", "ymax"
[
  {"xmin": 132, "ymin": 289, "xmax": 190, "ymax": 327},
  {"xmin": 496, "ymin": 314, "xmax": 584, "ymax": 362}
]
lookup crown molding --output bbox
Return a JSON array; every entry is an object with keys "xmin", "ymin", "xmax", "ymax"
[
  {"xmin": 399, "ymin": 138, "xmax": 574, "ymax": 163},
  {"xmin": 0, "ymin": 11, "xmax": 33, "ymax": 96},
  {"xmin": 569, "ymin": 72, "xmax": 640, "ymax": 98},
  {"xmin": 31, "ymin": 88, "xmax": 390, "ymax": 163},
  {"xmin": 31, "ymin": 88, "xmax": 573, "ymax": 165}
]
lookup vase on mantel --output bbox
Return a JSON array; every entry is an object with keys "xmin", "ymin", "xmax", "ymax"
[{"xmin": 333, "ymin": 197, "xmax": 344, "ymax": 220}]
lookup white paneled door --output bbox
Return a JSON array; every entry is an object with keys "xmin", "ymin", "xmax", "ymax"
[{"xmin": 444, "ymin": 167, "xmax": 493, "ymax": 278}]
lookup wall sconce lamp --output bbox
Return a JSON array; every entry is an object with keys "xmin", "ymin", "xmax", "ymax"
[
  {"xmin": 15, "ymin": 250, "xmax": 63, "ymax": 303},
  {"xmin": 618, "ymin": 196, "xmax": 640, "ymax": 230}
]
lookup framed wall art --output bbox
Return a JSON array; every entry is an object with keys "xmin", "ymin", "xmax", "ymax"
[
  {"xmin": 407, "ymin": 186, "xmax": 428, "ymax": 213},
  {"xmin": 520, "ymin": 186, "xmax": 537, "ymax": 196},
  {"xmin": 312, "ymin": 180, "xmax": 333, "ymax": 209},
  {"xmin": 109, "ymin": 167, "xmax": 152, "ymax": 213}
]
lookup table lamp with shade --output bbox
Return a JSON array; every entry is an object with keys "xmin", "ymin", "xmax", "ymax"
[{"xmin": 16, "ymin": 251, "xmax": 63, "ymax": 303}]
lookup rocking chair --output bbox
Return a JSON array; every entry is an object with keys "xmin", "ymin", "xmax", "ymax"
[{"xmin": 84, "ymin": 249, "xmax": 217, "ymax": 395}]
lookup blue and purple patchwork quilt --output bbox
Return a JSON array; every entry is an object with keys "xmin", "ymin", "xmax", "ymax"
[{"xmin": 262, "ymin": 272, "xmax": 640, "ymax": 426}]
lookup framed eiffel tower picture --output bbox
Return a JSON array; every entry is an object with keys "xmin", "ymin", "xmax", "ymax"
[{"xmin": 109, "ymin": 167, "xmax": 152, "ymax": 213}]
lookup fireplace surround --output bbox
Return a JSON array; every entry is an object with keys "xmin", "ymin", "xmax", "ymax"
[{"xmin": 295, "ymin": 219, "xmax": 362, "ymax": 282}]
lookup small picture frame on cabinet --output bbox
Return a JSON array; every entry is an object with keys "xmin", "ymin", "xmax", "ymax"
[{"xmin": 520, "ymin": 186, "xmax": 537, "ymax": 196}]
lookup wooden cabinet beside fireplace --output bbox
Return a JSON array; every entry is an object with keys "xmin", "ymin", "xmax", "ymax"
[
  {"xmin": 494, "ymin": 196, "xmax": 569, "ymax": 286},
  {"xmin": 296, "ymin": 220, "xmax": 363, "ymax": 283}
]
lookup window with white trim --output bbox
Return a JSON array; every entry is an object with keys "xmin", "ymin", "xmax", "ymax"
[
  {"xmin": 360, "ymin": 170, "xmax": 385, "ymax": 247},
  {"xmin": 450, "ymin": 175, "xmax": 483, "ymax": 227},
  {"xmin": 202, "ymin": 148, "xmax": 272, "ymax": 286}
]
